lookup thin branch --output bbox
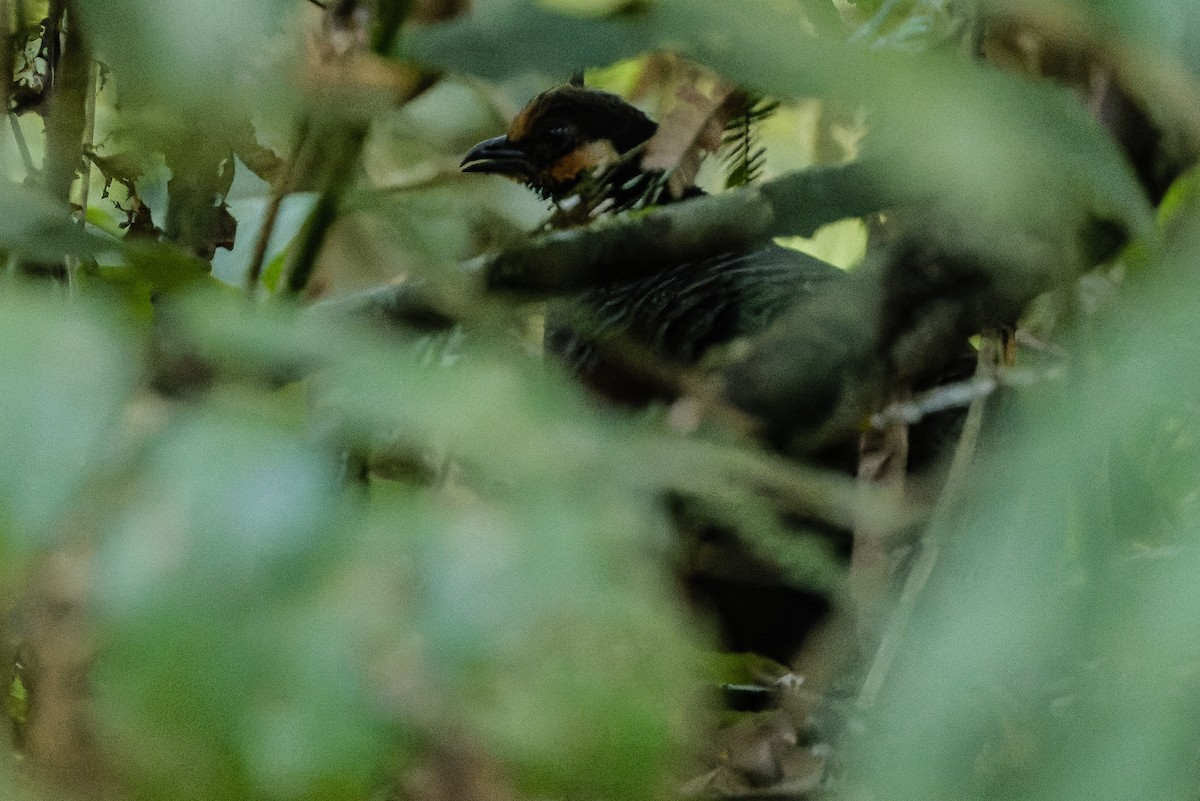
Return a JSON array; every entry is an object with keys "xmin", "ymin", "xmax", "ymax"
[
  {"xmin": 67, "ymin": 59, "xmax": 99, "ymax": 289},
  {"xmin": 42, "ymin": 0, "xmax": 89, "ymax": 206},
  {"xmin": 281, "ymin": 3, "xmax": 417, "ymax": 297},
  {"xmin": 76, "ymin": 60, "xmax": 97, "ymax": 231},
  {"xmin": 850, "ymin": 392, "xmax": 909, "ymax": 649},
  {"xmin": 283, "ymin": 126, "xmax": 365, "ymax": 296},
  {"xmin": 323, "ymin": 158, "xmax": 898, "ymax": 313},
  {"xmin": 857, "ymin": 334, "xmax": 1000, "ymax": 710},
  {"xmin": 9, "ymin": 114, "xmax": 36, "ymax": 176},
  {"xmin": 867, "ymin": 363, "xmax": 1064, "ymax": 430},
  {"xmin": 245, "ymin": 119, "xmax": 313, "ymax": 294},
  {"xmin": 482, "ymin": 159, "xmax": 903, "ymax": 295},
  {"xmin": 0, "ymin": 0, "xmax": 12, "ymax": 116}
]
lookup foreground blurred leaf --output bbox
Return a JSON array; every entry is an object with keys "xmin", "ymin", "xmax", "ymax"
[
  {"xmin": 848, "ymin": 186, "xmax": 1200, "ymax": 801},
  {"xmin": 94, "ymin": 408, "xmax": 394, "ymax": 801},
  {"xmin": 164, "ymin": 288, "xmax": 635, "ymax": 488},
  {"xmin": 1075, "ymin": 0, "xmax": 1200, "ymax": 73},
  {"xmin": 537, "ymin": 0, "xmax": 644, "ymax": 17},
  {"xmin": 75, "ymin": 0, "xmax": 298, "ymax": 111},
  {"xmin": 372, "ymin": 490, "xmax": 694, "ymax": 800},
  {"xmin": 0, "ymin": 287, "xmax": 135, "ymax": 551},
  {"xmin": 109, "ymin": 290, "xmax": 706, "ymax": 799},
  {"xmin": 406, "ymin": 0, "xmax": 1152, "ymax": 238},
  {"xmin": 0, "ymin": 181, "xmax": 102, "ymax": 259}
]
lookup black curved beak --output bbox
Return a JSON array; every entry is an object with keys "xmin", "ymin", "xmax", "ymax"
[{"xmin": 460, "ymin": 135, "xmax": 533, "ymax": 177}]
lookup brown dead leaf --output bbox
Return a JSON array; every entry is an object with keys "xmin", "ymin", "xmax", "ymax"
[
  {"xmin": 686, "ymin": 711, "xmax": 828, "ymax": 798},
  {"xmin": 641, "ymin": 81, "xmax": 737, "ymax": 199}
]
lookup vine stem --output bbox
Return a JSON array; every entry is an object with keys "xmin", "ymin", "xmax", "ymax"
[
  {"xmin": 244, "ymin": 119, "xmax": 313, "ymax": 295},
  {"xmin": 281, "ymin": 125, "xmax": 365, "ymax": 297},
  {"xmin": 856, "ymin": 334, "xmax": 1000, "ymax": 710},
  {"xmin": 8, "ymin": 114, "xmax": 35, "ymax": 175},
  {"xmin": 67, "ymin": 58, "xmax": 99, "ymax": 291},
  {"xmin": 280, "ymin": 0, "xmax": 416, "ymax": 297},
  {"xmin": 76, "ymin": 60, "xmax": 97, "ymax": 230},
  {"xmin": 0, "ymin": 0, "xmax": 12, "ymax": 116}
]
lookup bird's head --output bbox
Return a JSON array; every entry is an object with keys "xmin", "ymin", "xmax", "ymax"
[{"xmin": 460, "ymin": 84, "xmax": 658, "ymax": 200}]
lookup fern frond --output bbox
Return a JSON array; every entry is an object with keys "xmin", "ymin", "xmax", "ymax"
[{"xmin": 721, "ymin": 94, "xmax": 779, "ymax": 190}]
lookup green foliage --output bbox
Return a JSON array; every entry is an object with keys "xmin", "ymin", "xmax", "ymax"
[
  {"xmin": 74, "ymin": 0, "xmax": 297, "ymax": 109},
  {"xmin": 721, "ymin": 94, "xmax": 779, "ymax": 190},
  {"xmin": 851, "ymin": 193, "xmax": 1200, "ymax": 801},
  {"xmin": 0, "ymin": 289, "xmax": 135, "ymax": 554},
  {"xmin": 0, "ymin": 181, "xmax": 101, "ymax": 260},
  {"xmin": 0, "ymin": 282, "xmax": 696, "ymax": 801},
  {"xmin": 95, "ymin": 410, "xmax": 374, "ymax": 801},
  {"xmin": 5, "ymin": 674, "xmax": 26, "ymax": 727},
  {"xmin": 0, "ymin": 1, "xmax": 1198, "ymax": 801},
  {"xmin": 406, "ymin": 0, "xmax": 1152, "ymax": 238}
]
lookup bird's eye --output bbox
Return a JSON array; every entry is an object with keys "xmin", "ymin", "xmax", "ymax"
[{"xmin": 547, "ymin": 125, "xmax": 573, "ymax": 141}]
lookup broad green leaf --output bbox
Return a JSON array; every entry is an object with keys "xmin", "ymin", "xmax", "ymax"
[
  {"xmin": 847, "ymin": 179, "xmax": 1200, "ymax": 801},
  {"xmin": 0, "ymin": 288, "xmax": 134, "ymax": 550},
  {"xmin": 74, "ymin": 0, "xmax": 299, "ymax": 111},
  {"xmin": 0, "ymin": 181, "xmax": 101, "ymax": 259},
  {"xmin": 365, "ymin": 488, "xmax": 694, "ymax": 801},
  {"xmin": 124, "ymin": 240, "xmax": 214, "ymax": 292},
  {"xmin": 1077, "ymin": 0, "xmax": 1200, "ymax": 72},
  {"xmin": 405, "ymin": 0, "xmax": 1152, "ymax": 239},
  {"xmin": 94, "ymin": 408, "xmax": 393, "ymax": 801}
]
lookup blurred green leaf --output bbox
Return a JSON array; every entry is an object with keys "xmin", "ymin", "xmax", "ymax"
[
  {"xmin": 343, "ymin": 188, "xmax": 472, "ymax": 272},
  {"xmin": 367, "ymin": 488, "xmax": 694, "ymax": 801},
  {"xmin": 260, "ymin": 248, "xmax": 288, "ymax": 295},
  {"xmin": 404, "ymin": 0, "xmax": 831, "ymax": 92},
  {"xmin": 0, "ymin": 181, "xmax": 101, "ymax": 259},
  {"xmin": 94, "ymin": 408, "xmax": 394, "ymax": 801},
  {"xmin": 847, "ymin": 184, "xmax": 1200, "ymax": 801},
  {"xmin": 798, "ymin": 0, "xmax": 845, "ymax": 36},
  {"xmin": 162, "ymin": 288, "xmax": 625, "ymax": 488},
  {"xmin": 537, "ymin": 0, "xmax": 649, "ymax": 17},
  {"xmin": 74, "ymin": 0, "xmax": 297, "ymax": 111},
  {"xmin": 1156, "ymin": 163, "xmax": 1200, "ymax": 227},
  {"xmin": 405, "ymin": 0, "xmax": 1152, "ymax": 240},
  {"xmin": 0, "ymin": 287, "xmax": 135, "ymax": 550},
  {"xmin": 1079, "ymin": 0, "xmax": 1200, "ymax": 72},
  {"xmin": 852, "ymin": 0, "xmax": 887, "ymax": 15},
  {"xmin": 125, "ymin": 241, "xmax": 215, "ymax": 291},
  {"xmin": 108, "ymin": 289, "xmax": 709, "ymax": 797},
  {"xmin": 99, "ymin": 412, "xmax": 338, "ymax": 617}
]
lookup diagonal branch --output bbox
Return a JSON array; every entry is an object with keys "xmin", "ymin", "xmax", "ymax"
[
  {"xmin": 481, "ymin": 158, "xmax": 904, "ymax": 294},
  {"xmin": 312, "ymin": 158, "xmax": 903, "ymax": 320}
]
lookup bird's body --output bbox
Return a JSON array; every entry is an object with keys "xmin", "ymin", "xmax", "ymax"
[
  {"xmin": 462, "ymin": 82, "xmax": 843, "ymax": 405},
  {"xmin": 462, "ymin": 81, "xmax": 845, "ymax": 661},
  {"xmin": 547, "ymin": 242, "xmax": 838, "ymax": 404}
]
